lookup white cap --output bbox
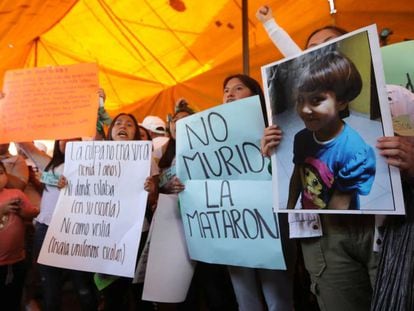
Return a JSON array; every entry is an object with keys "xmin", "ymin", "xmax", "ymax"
[{"xmin": 142, "ymin": 116, "xmax": 166, "ymax": 134}]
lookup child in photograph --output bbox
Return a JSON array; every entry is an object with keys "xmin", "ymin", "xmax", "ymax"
[{"xmin": 287, "ymin": 50, "xmax": 376, "ymax": 210}]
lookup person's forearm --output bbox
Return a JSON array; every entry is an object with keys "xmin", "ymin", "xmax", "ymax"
[
  {"xmin": 263, "ymin": 18, "xmax": 302, "ymax": 57},
  {"xmin": 327, "ymin": 189, "xmax": 353, "ymax": 210}
]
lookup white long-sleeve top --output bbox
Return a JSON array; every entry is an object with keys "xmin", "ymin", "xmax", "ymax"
[{"xmin": 262, "ymin": 19, "xmax": 301, "ymax": 57}]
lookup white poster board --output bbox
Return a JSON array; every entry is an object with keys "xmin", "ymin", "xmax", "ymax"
[
  {"xmin": 38, "ymin": 141, "xmax": 151, "ymax": 277},
  {"xmin": 143, "ymin": 194, "xmax": 195, "ymax": 302}
]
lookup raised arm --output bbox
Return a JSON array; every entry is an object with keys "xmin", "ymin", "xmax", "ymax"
[{"xmin": 256, "ymin": 5, "xmax": 302, "ymax": 57}]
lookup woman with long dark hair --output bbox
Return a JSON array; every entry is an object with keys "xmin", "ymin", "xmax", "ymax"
[
  {"xmin": 101, "ymin": 112, "xmax": 158, "ymax": 311},
  {"xmin": 222, "ymin": 73, "xmax": 294, "ymax": 311}
]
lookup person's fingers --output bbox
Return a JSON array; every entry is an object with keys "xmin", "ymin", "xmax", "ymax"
[
  {"xmin": 259, "ymin": 5, "xmax": 269, "ymax": 14},
  {"xmin": 261, "ymin": 132, "xmax": 282, "ymax": 156},
  {"xmin": 377, "ymin": 136, "xmax": 408, "ymax": 150},
  {"xmin": 171, "ymin": 183, "xmax": 184, "ymax": 193},
  {"xmin": 57, "ymin": 176, "xmax": 68, "ymax": 188},
  {"xmin": 378, "ymin": 147, "xmax": 404, "ymax": 158},
  {"xmin": 144, "ymin": 180, "xmax": 155, "ymax": 192},
  {"xmin": 262, "ymin": 141, "xmax": 280, "ymax": 157},
  {"xmin": 377, "ymin": 136, "xmax": 414, "ymax": 173}
]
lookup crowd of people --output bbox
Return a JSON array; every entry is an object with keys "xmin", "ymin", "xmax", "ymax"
[{"xmin": 0, "ymin": 4, "xmax": 413, "ymax": 311}]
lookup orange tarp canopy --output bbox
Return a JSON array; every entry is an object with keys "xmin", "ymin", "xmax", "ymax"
[{"xmin": 1, "ymin": 0, "xmax": 413, "ymax": 123}]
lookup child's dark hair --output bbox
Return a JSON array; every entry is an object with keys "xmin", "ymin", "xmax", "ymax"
[
  {"xmin": 296, "ymin": 50, "xmax": 362, "ymax": 118},
  {"xmin": 159, "ymin": 99, "xmax": 194, "ymax": 169},
  {"xmin": 223, "ymin": 74, "xmax": 268, "ymax": 126},
  {"xmin": 107, "ymin": 113, "xmax": 141, "ymax": 141}
]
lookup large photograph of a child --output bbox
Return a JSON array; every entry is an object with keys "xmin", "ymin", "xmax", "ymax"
[{"xmin": 262, "ymin": 26, "xmax": 404, "ymax": 214}]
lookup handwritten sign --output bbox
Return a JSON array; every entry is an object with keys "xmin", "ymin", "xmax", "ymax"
[
  {"xmin": 176, "ymin": 96, "xmax": 286, "ymax": 269},
  {"xmin": 38, "ymin": 141, "xmax": 151, "ymax": 278},
  {"xmin": 0, "ymin": 63, "xmax": 99, "ymax": 143}
]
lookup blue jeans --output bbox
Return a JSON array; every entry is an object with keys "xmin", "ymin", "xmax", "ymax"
[{"xmin": 34, "ymin": 222, "xmax": 97, "ymax": 311}]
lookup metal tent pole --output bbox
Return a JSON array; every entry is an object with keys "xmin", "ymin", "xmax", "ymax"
[{"xmin": 242, "ymin": 0, "xmax": 249, "ymax": 75}]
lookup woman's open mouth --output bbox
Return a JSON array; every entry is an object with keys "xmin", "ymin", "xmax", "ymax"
[{"xmin": 117, "ymin": 130, "xmax": 128, "ymax": 138}]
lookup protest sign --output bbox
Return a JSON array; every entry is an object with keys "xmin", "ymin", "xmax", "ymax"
[
  {"xmin": 176, "ymin": 96, "xmax": 286, "ymax": 269},
  {"xmin": 38, "ymin": 141, "xmax": 151, "ymax": 278},
  {"xmin": 381, "ymin": 40, "xmax": 414, "ymax": 90},
  {"xmin": 261, "ymin": 25, "xmax": 404, "ymax": 214},
  {"xmin": 0, "ymin": 63, "xmax": 98, "ymax": 143},
  {"xmin": 142, "ymin": 194, "xmax": 195, "ymax": 303},
  {"xmin": 381, "ymin": 40, "xmax": 414, "ymax": 136}
]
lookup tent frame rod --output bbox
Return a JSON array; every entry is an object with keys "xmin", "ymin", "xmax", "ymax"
[
  {"xmin": 242, "ymin": 0, "xmax": 249, "ymax": 75},
  {"xmin": 34, "ymin": 37, "xmax": 39, "ymax": 67}
]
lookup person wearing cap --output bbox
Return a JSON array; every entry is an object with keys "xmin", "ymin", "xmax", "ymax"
[{"xmin": 142, "ymin": 116, "xmax": 167, "ymax": 139}]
